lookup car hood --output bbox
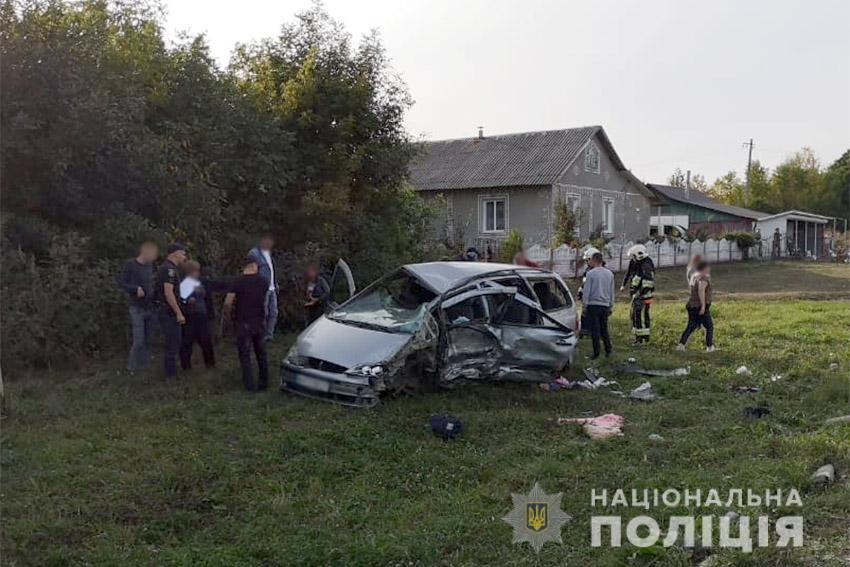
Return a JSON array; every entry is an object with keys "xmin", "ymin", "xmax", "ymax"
[{"xmin": 296, "ymin": 316, "xmax": 413, "ymax": 369}]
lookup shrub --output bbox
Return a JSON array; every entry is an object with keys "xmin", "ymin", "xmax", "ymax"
[{"xmin": 499, "ymin": 229, "xmax": 525, "ymax": 263}]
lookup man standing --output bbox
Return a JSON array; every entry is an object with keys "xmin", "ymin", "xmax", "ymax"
[
  {"xmin": 225, "ymin": 257, "xmax": 270, "ymax": 391},
  {"xmin": 249, "ymin": 232, "xmax": 278, "ymax": 342},
  {"xmin": 154, "ymin": 243, "xmax": 187, "ymax": 378},
  {"xmin": 621, "ymin": 244, "xmax": 655, "ymax": 344},
  {"xmin": 582, "ymin": 252, "xmax": 615, "ymax": 359},
  {"xmin": 118, "ymin": 240, "xmax": 159, "ymax": 372}
]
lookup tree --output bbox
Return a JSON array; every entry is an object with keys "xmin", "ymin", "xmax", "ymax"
[
  {"xmin": 768, "ymin": 148, "xmax": 823, "ymax": 212},
  {"xmin": 819, "ymin": 150, "xmax": 850, "ymax": 223},
  {"xmin": 707, "ymin": 171, "xmax": 744, "ymax": 204},
  {"xmin": 667, "ymin": 168, "xmax": 707, "ymax": 192}
]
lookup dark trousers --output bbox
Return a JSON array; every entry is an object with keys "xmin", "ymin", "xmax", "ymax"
[
  {"xmin": 631, "ymin": 297, "xmax": 651, "ymax": 342},
  {"xmin": 679, "ymin": 304, "xmax": 714, "ymax": 347},
  {"xmin": 236, "ymin": 321, "xmax": 268, "ymax": 391},
  {"xmin": 158, "ymin": 310, "xmax": 182, "ymax": 378},
  {"xmin": 180, "ymin": 314, "xmax": 215, "ymax": 370},
  {"xmin": 585, "ymin": 305, "xmax": 613, "ymax": 357}
]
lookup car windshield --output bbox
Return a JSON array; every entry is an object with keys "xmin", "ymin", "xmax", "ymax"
[{"xmin": 329, "ymin": 270, "xmax": 437, "ymax": 333}]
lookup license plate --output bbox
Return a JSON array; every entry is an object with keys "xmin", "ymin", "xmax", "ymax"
[{"xmin": 294, "ymin": 374, "xmax": 331, "ymax": 393}]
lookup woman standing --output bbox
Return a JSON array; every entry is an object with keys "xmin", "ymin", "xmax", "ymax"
[{"xmin": 676, "ymin": 260, "xmax": 715, "ymax": 352}]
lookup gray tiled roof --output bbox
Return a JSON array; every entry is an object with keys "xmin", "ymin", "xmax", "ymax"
[
  {"xmin": 409, "ymin": 126, "xmax": 610, "ymax": 191},
  {"xmin": 647, "ymin": 184, "xmax": 767, "ymax": 220}
]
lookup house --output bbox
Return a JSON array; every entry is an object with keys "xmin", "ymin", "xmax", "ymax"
[
  {"xmin": 408, "ymin": 126, "xmax": 656, "ymax": 251},
  {"xmin": 755, "ymin": 210, "xmax": 830, "ymax": 257},
  {"xmin": 645, "ymin": 184, "xmax": 766, "ymax": 236}
]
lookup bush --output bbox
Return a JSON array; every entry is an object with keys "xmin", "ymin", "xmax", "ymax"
[{"xmin": 499, "ymin": 229, "xmax": 525, "ymax": 263}]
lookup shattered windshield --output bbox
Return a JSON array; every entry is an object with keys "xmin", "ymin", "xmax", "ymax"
[{"xmin": 329, "ymin": 270, "xmax": 437, "ymax": 333}]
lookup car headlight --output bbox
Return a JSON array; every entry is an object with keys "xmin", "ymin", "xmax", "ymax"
[
  {"xmin": 285, "ymin": 344, "xmax": 307, "ymax": 366},
  {"xmin": 347, "ymin": 364, "xmax": 385, "ymax": 377}
]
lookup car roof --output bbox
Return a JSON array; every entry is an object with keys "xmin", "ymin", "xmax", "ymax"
[{"xmin": 403, "ymin": 261, "xmax": 553, "ymax": 294}]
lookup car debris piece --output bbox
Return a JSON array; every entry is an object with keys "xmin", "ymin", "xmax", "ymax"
[
  {"xmin": 810, "ymin": 464, "xmax": 835, "ymax": 484},
  {"xmin": 627, "ymin": 357, "xmax": 637, "ymax": 364},
  {"xmin": 732, "ymin": 386, "xmax": 762, "ymax": 394},
  {"xmin": 613, "ymin": 363, "xmax": 689, "ymax": 377},
  {"xmin": 648, "ymin": 433, "xmax": 665, "ymax": 442},
  {"xmin": 429, "ymin": 414, "xmax": 463, "ymax": 440},
  {"xmin": 743, "ymin": 406, "xmax": 771, "ymax": 419},
  {"xmin": 824, "ymin": 415, "xmax": 850, "ymax": 426},
  {"xmin": 828, "ymin": 362, "xmax": 839, "ymax": 370},
  {"xmin": 735, "ymin": 366, "xmax": 752, "ymax": 376},
  {"xmin": 629, "ymin": 381, "xmax": 661, "ymax": 402},
  {"xmin": 558, "ymin": 413, "xmax": 624, "ymax": 440},
  {"xmin": 770, "ymin": 374, "xmax": 782, "ymax": 382}
]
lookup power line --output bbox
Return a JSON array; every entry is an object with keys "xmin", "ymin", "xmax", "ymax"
[{"xmin": 743, "ymin": 138, "xmax": 754, "ymax": 206}]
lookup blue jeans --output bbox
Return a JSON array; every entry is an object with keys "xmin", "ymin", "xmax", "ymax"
[
  {"xmin": 127, "ymin": 304, "xmax": 154, "ymax": 371},
  {"xmin": 264, "ymin": 289, "xmax": 278, "ymax": 341}
]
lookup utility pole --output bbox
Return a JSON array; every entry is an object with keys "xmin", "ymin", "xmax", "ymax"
[{"xmin": 743, "ymin": 138, "xmax": 754, "ymax": 206}]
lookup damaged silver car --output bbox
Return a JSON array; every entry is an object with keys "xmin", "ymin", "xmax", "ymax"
[{"xmin": 281, "ymin": 261, "xmax": 579, "ymax": 407}]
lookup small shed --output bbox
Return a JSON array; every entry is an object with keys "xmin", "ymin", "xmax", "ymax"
[
  {"xmin": 646, "ymin": 184, "xmax": 766, "ymax": 235},
  {"xmin": 755, "ymin": 210, "xmax": 830, "ymax": 258}
]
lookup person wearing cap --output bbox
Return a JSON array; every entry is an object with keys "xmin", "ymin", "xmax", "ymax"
[
  {"xmin": 154, "ymin": 243, "xmax": 187, "ymax": 378},
  {"xmin": 247, "ymin": 232, "xmax": 279, "ymax": 342},
  {"xmin": 224, "ymin": 256, "xmax": 270, "ymax": 391}
]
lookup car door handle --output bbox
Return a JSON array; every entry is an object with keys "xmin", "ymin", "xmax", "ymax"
[{"xmin": 555, "ymin": 338, "xmax": 573, "ymax": 346}]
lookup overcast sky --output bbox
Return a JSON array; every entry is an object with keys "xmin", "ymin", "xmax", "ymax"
[{"xmin": 163, "ymin": 0, "xmax": 850, "ymax": 184}]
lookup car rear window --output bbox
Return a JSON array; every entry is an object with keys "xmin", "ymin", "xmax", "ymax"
[{"xmin": 529, "ymin": 278, "xmax": 572, "ymax": 311}]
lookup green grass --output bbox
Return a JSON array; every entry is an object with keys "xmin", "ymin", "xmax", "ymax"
[{"xmin": 3, "ymin": 262, "xmax": 849, "ymax": 566}]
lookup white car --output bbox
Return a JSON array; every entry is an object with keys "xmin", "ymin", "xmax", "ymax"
[{"xmin": 281, "ymin": 261, "xmax": 579, "ymax": 407}]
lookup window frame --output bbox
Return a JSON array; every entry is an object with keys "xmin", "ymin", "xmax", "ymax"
[
  {"xmin": 480, "ymin": 195, "xmax": 508, "ymax": 234},
  {"xmin": 602, "ymin": 198, "xmax": 615, "ymax": 235},
  {"xmin": 584, "ymin": 142, "xmax": 601, "ymax": 174}
]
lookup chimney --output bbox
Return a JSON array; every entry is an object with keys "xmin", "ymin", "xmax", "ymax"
[
  {"xmin": 478, "ymin": 126, "xmax": 484, "ymax": 140},
  {"xmin": 685, "ymin": 169, "xmax": 691, "ymax": 200}
]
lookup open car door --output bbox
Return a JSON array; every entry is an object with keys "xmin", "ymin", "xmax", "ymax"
[{"xmin": 328, "ymin": 259, "xmax": 356, "ymax": 310}]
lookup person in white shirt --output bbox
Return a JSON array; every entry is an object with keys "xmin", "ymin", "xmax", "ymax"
[{"xmin": 248, "ymin": 232, "xmax": 279, "ymax": 341}]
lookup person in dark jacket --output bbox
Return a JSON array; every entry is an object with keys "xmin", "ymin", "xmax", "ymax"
[
  {"xmin": 118, "ymin": 240, "xmax": 159, "ymax": 372},
  {"xmin": 621, "ymin": 244, "xmax": 655, "ymax": 344},
  {"xmin": 247, "ymin": 232, "xmax": 279, "ymax": 342},
  {"xmin": 179, "ymin": 261, "xmax": 215, "ymax": 370},
  {"xmin": 225, "ymin": 257, "xmax": 270, "ymax": 391},
  {"xmin": 154, "ymin": 243, "xmax": 188, "ymax": 378},
  {"xmin": 303, "ymin": 264, "xmax": 330, "ymax": 326}
]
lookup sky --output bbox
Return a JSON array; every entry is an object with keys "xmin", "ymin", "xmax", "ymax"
[{"xmin": 163, "ymin": 0, "xmax": 850, "ymax": 184}]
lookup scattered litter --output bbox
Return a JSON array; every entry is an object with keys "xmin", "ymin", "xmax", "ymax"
[
  {"xmin": 627, "ymin": 357, "xmax": 637, "ymax": 364},
  {"xmin": 558, "ymin": 413, "xmax": 625, "ymax": 440},
  {"xmin": 539, "ymin": 377, "xmax": 573, "ymax": 392},
  {"xmin": 735, "ymin": 366, "xmax": 752, "ymax": 376},
  {"xmin": 810, "ymin": 464, "xmax": 835, "ymax": 485},
  {"xmin": 648, "ymin": 433, "xmax": 665, "ymax": 442},
  {"xmin": 429, "ymin": 414, "xmax": 463, "ymax": 440},
  {"xmin": 582, "ymin": 368, "xmax": 618, "ymax": 388},
  {"xmin": 828, "ymin": 362, "xmax": 839, "ymax": 370},
  {"xmin": 629, "ymin": 381, "xmax": 662, "ymax": 402},
  {"xmin": 744, "ymin": 406, "xmax": 771, "ymax": 419},
  {"xmin": 613, "ymin": 363, "xmax": 690, "ymax": 377},
  {"xmin": 733, "ymin": 386, "xmax": 762, "ymax": 394},
  {"xmin": 824, "ymin": 415, "xmax": 850, "ymax": 426},
  {"xmin": 770, "ymin": 374, "xmax": 782, "ymax": 382},
  {"xmin": 723, "ymin": 510, "xmax": 740, "ymax": 524}
]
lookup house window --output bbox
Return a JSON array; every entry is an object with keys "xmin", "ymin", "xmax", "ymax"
[
  {"xmin": 481, "ymin": 197, "xmax": 507, "ymax": 233},
  {"xmin": 584, "ymin": 142, "xmax": 600, "ymax": 173},
  {"xmin": 602, "ymin": 199, "xmax": 615, "ymax": 234}
]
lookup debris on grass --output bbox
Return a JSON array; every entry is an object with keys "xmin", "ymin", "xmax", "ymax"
[
  {"xmin": 613, "ymin": 364, "xmax": 689, "ymax": 377},
  {"xmin": 770, "ymin": 374, "xmax": 782, "ymax": 382},
  {"xmin": 733, "ymin": 386, "xmax": 762, "ymax": 394},
  {"xmin": 735, "ymin": 366, "xmax": 752, "ymax": 376},
  {"xmin": 744, "ymin": 406, "xmax": 771, "ymax": 419},
  {"xmin": 627, "ymin": 357, "xmax": 637, "ymax": 364},
  {"xmin": 824, "ymin": 415, "xmax": 850, "ymax": 426},
  {"xmin": 648, "ymin": 433, "xmax": 665, "ymax": 442},
  {"xmin": 810, "ymin": 464, "xmax": 835, "ymax": 485},
  {"xmin": 558, "ymin": 413, "xmax": 624, "ymax": 440},
  {"xmin": 429, "ymin": 414, "xmax": 463, "ymax": 440},
  {"xmin": 629, "ymin": 382, "xmax": 662, "ymax": 402},
  {"xmin": 828, "ymin": 362, "xmax": 839, "ymax": 370}
]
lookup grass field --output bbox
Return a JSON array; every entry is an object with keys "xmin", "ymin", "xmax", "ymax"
[{"xmin": 3, "ymin": 261, "xmax": 849, "ymax": 566}]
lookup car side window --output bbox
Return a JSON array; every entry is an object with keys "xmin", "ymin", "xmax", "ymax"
[
  {"xmin": 530, "ymin": 278, "xmax": 572, "ymax": 310},
  {"xmin": 445, "ymin": 296, "xmax": 487, "ymax": 326},
  {"xmin": 487, "ymin": 295, "xmax": 542, "ymax": 326}
]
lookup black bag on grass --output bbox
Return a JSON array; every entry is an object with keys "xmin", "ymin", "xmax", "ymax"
[{"xmin": 429, "ymin": 414, "xmax": 463, "ymax": 440}]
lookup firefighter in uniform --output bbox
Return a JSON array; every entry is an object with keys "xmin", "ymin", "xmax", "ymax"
[
  {"xmin": 621, "ymin": 243, "xmax": 655, "ymax": 343},
  {"xmin": 577, "ymin": 246, "xmax": 600, "ymax": 337}
]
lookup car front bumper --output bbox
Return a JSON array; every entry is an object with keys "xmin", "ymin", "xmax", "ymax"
[{"xmin": 280, "ymin": 361, "xmax": 378, "ymax": 408}]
